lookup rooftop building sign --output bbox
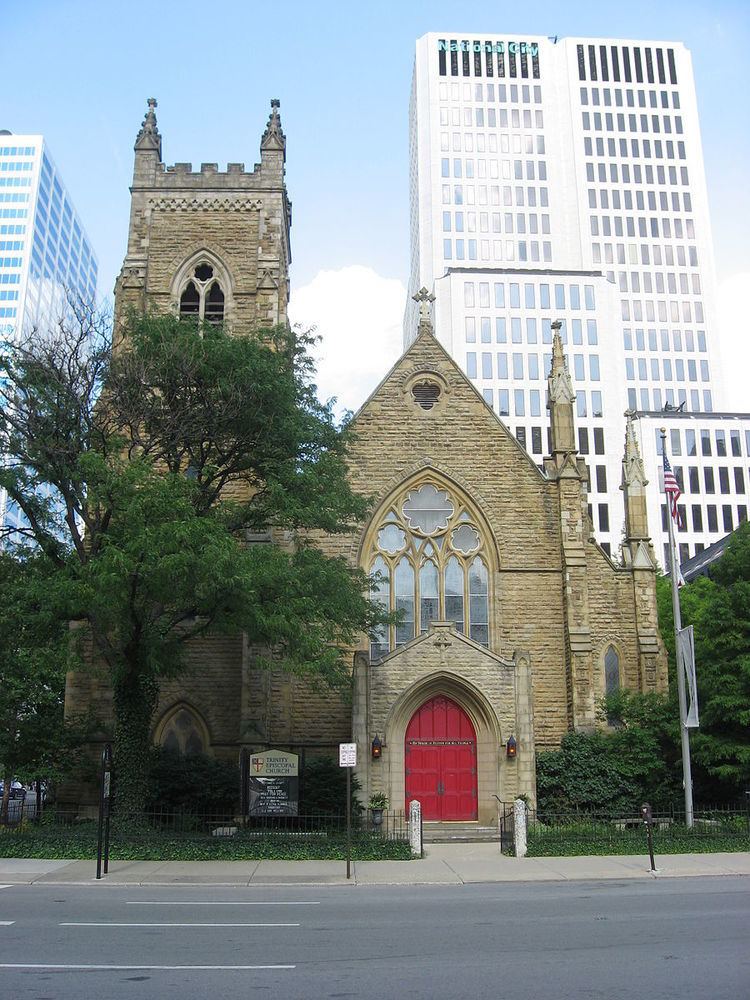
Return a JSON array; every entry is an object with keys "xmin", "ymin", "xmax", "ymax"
[{"xmin": 438, "ymin": 39, "xmax": 539, "ymax": 57}]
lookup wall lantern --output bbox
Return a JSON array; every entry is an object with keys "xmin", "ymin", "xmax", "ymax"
[
  {"xmin": 506, "ymin": 735, "xmax": 517, "ymax": 759},
  {"xmin": 371, "ymin": 735, "xmax": 383, "ymax": 760}
]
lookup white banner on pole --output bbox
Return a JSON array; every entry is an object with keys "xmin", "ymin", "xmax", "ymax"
[
  {"xmin": 677, "ymin": 625, "xmax": 699, "ymax": 728},
  {"xmin": 671, "ymin": 535, "xmax": 685, "ymax": 588}
]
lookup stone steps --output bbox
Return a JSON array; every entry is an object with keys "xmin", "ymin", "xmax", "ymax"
[{"xmin": 422, "ymin": 823, "xmax": 499, "ymax": 843}]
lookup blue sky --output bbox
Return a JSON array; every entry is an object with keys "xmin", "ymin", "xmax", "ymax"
[{"xmin": 3, "ymin": 0, "xmax": 749, "ymax": 407}]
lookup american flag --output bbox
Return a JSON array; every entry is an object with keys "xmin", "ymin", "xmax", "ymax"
[{"xmin": 663, "ymin": 453, "xmax": 683, "ymax": 528}]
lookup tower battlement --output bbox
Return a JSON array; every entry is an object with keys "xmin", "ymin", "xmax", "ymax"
[{"xmin": 115, "ymin": 98, "xmax": 291, "ymax": 332}]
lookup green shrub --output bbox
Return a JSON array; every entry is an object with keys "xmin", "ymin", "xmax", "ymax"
[
  {"xmin": 300, "ymin": 755, "xmax": 363, "ymax": 816},
  {"xmin": 145, "ymin": 748, "xmax": 239, "ymax": 814},
  {"xmin": 536, "ymin": 726, "xmax": 678, "ymax": 814}
]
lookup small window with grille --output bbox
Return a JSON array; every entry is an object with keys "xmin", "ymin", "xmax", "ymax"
[
  {"xmin": 411, "ymin": 380, "xmax": 441, "ymax": 410},
  {"xmin": 179, "ymin": 263, "xmax": 225, "ymax": 325}
]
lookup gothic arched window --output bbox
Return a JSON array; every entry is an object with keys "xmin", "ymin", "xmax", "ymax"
[
  {"xmin": 604, "ymin": 645, "xmax": 620, "ymax": 696},
  {"xmin": 156, "ymin": 705, "xmax": 208, "ymax": 755},
  {"xmin": 179, "ymin": 263, "xmax": 225, "ymax": 325},
  {"xmin": 368, "ymin": 482, "xmax": 492, "ymax": 660}
]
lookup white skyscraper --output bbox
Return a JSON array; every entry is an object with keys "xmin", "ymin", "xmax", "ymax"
[
  {"xmin": 0, "ymin": 132, "xmax": 98, "ymax": 533},
  {"xmin": 406, "ymin": 32, "xmax": 744, "ymax": 562}
]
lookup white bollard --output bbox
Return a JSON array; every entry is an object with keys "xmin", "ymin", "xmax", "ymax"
[
  {"xmin": 409, "ymin": 799, "xmax": 422, "ymax": 856},
  {"xmin": 514, "ymin": 798, "xmax": 528, "ymax": 858}
]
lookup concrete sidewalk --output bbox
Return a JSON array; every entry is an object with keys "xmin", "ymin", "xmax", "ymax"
[{"xmin": 1, "ymin": 844, "xmax": 749, "ymax": 886}]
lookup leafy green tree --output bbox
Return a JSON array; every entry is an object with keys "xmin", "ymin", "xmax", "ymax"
[
  {"xmin": 0, "ymin": 550, "xmax": 80, "ymax": 822},
  {"xmin": 0, "ymin": 312, "xmax": 389, "ymax": 820},
  {"xmin": 146, "ymin": 748, "xmax": 239, "ymax": 814},
  {"xmin": 656, "ymin": 522, "xmax": 750, "ymax": 800},
  {"xmin": 538, "ymin": 524, "xmax": 750, "ymax": 813},
  {"xmin": 300, "ymin": 755, "xmax": 363, "ymax": 818},
  {"xmin": 536, "ymin": 724, "xmax": 677, "ymax": 814}
]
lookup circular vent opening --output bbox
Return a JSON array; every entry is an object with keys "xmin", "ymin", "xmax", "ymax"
[{"xmin": 412, "ymin": 380, "xmax": 441, "ymax": 410}]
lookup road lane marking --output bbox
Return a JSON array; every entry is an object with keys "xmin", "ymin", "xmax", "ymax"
[
  {"xmin": 126, "ymin": 900, "xmax": 319, "ymax": 906},
  {"xmin": 0, "ymin": 921, "xmax": 14, "ymax": 925},
  {"xmin": 60, "ymin": 922, "xmax": 300, "ymax": 927},
  {"xmin": 0, "ymin": 963, "xmax": 295, "ymax": 971},
  {"xmin": 0, "ymin": 886, "xmax": 12, "ymax": 890}
]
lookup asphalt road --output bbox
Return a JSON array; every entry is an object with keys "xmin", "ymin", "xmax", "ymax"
[{"xmin": 0, "ymin": 877, "xmax": 747, "ymax": 999}]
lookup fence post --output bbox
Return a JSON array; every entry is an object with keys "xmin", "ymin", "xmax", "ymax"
[
  {"xmin": 513, "ymin": 798, "xmax": 527, "ymax": 858},
  {"xmin": 409, "ymin": 800, "xmax": 422, "ymax": 857}
]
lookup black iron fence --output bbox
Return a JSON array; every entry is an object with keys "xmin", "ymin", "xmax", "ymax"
[
  {"xmin": 525, "ymin": 803, "xmax": 750, "ymax": 856},
  {"xmin": 0, "ymin": 802, "xmax": 410, "ymax": 843},
  {"xmin": 496, "ymin": 800, "xmax": 515, "ymax": 854},
  {"xmin": 0, "ymin": 797, "xmax": 47, "ymax": 827}
]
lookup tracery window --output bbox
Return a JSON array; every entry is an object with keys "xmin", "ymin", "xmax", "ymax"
[
  {"xmin": 369, "ymin": 482, "xmax": 491, "ymax": 660},
  {"xmin": 157, "ymin": 706, "xmax": 207, "ymax": 755},
  {"xmin": 179, "ymin": 262, "xmax": 225, "ymax": 324}
]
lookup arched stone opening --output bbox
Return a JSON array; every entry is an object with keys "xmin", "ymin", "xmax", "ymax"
[
  {"xmin": 405, "ymin": 695, "xmax": 478, "ymax": 820},
  {"xmin": 153, "ymin": 702, "xmax": 211, "ymax": 756},
  {"xmin": 383, "ymin": 671, "xmax": 503, "ymax": 826},
  {"xmin": 171, "ymin": 248, "xmax": 234, "ymax": 328},
  {"xmin": 361, "ymin": 470, "xmax": 501, "ymax": 661}
]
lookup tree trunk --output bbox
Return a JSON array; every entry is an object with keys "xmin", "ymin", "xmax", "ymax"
[
  {"xmin": 0, "ymin": 769, "xmax": 11, "ymax": 825},
  {"xmin": 112, "ymin": 667, "xmax": 159, "ymax": 824}
]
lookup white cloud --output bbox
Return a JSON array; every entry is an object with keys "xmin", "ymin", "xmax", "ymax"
[
  {"xmin": 289, "ymin": 265, "xmax": 407, "ymax": 417},
  {"xmin": 717, "ymin": 273, "xmax": 750, "ymax": 411}
]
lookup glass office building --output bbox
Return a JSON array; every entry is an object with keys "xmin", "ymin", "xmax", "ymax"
[
  {"xmin": 406, "ymin": 33, "xmax": 744, "ymax": 561},
  {"xmin": 0, "ymin": 132, "xmax": 98, "ymax": 533}
]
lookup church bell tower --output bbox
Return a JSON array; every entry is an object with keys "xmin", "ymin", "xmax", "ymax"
[{"xmin": 114, "ymin": 98, "xmax": 292, "ymax": 334}]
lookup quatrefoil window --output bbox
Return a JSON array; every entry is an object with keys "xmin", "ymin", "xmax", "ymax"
[{"xmin": 402, "ymin": 484, "xmax": 454, "ymax": 535}]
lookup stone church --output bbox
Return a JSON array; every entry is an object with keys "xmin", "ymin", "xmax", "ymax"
[{"xmin": 65, "ymin": 100, "xmax": 667, "ymax": 825}]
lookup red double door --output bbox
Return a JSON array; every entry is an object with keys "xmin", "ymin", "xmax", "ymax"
[{"xmin": 405, "ymin": 696, "xmax": 477, "ymax": 821}]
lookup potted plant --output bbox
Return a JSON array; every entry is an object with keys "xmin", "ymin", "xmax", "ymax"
[{"xmin": 369, "ymin": 792, "xmax": 389, "ymax": 827}]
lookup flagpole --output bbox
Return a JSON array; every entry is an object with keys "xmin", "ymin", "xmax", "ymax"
[{"xmin": 660, "ymin": 428, "xmax": 694, "ymax": 828}]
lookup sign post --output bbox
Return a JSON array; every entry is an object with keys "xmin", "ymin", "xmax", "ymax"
[
  {"xmin": 339, "ymin": 743, "xmax": 357, "ymax": 880},
  {"xmin": 641, "ymin": 802, "xmax": 656, "ymax": 873},
  {"xmin": 239, "ymin": 748, "xmax": 248, "ymax": 820},
  {"xmin": 96, "ymin": 743, "xmax": 112, "ymax": 880}
]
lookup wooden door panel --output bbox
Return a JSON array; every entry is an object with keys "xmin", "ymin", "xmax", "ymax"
[
  {"xmin": 405, "ymin": 696, "xmax": 478, "ymax": 821},
  {"xmin": 405, "ymin": 744, "xmax": 440, "ymax": 819}
]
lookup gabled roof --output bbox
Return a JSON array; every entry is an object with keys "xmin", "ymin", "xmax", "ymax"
[
  {"xmin": 349, "ymin": 323, "xmax": 549, "ymax": 483},
  {"xmin": 374, "ymin": 621, "xmax": 515, "ymax": 669}
]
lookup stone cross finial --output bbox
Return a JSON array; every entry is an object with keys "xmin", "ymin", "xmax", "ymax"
[
  {"xmin": 412, "ymin": 286, "xmax": 435, "ymax": 324},
  {"xmin": 135, "ymin": 97, "xmax": 161, "ymax": 153},
  {"xmin": 547, "ymin": 318, "xmax": 575, "ymax": 406},
  {"xmin": 550, "ymin": 319, "xmax": 567, "ymax": 374},
  {"xmin": 261, "ymin": 98, "xmax": 286, "ymax": 154},
  {"xmin": 622, "ymin": 409, "xmax": 647, "ymax": 487}
]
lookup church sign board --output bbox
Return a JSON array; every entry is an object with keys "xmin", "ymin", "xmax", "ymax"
[{"xmin": 247, "ymin": 750, "xmax": 299, "ymax": 817}]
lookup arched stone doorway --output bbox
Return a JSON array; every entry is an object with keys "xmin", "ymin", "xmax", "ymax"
[{"xmin": 405, "ymin": 695, "xmax": 478, "ymax": 821}]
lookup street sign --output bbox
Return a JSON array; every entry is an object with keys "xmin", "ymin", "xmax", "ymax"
[{"xmin": 338, "ymin": 743, "xmax": 357, "ymax": 881}]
